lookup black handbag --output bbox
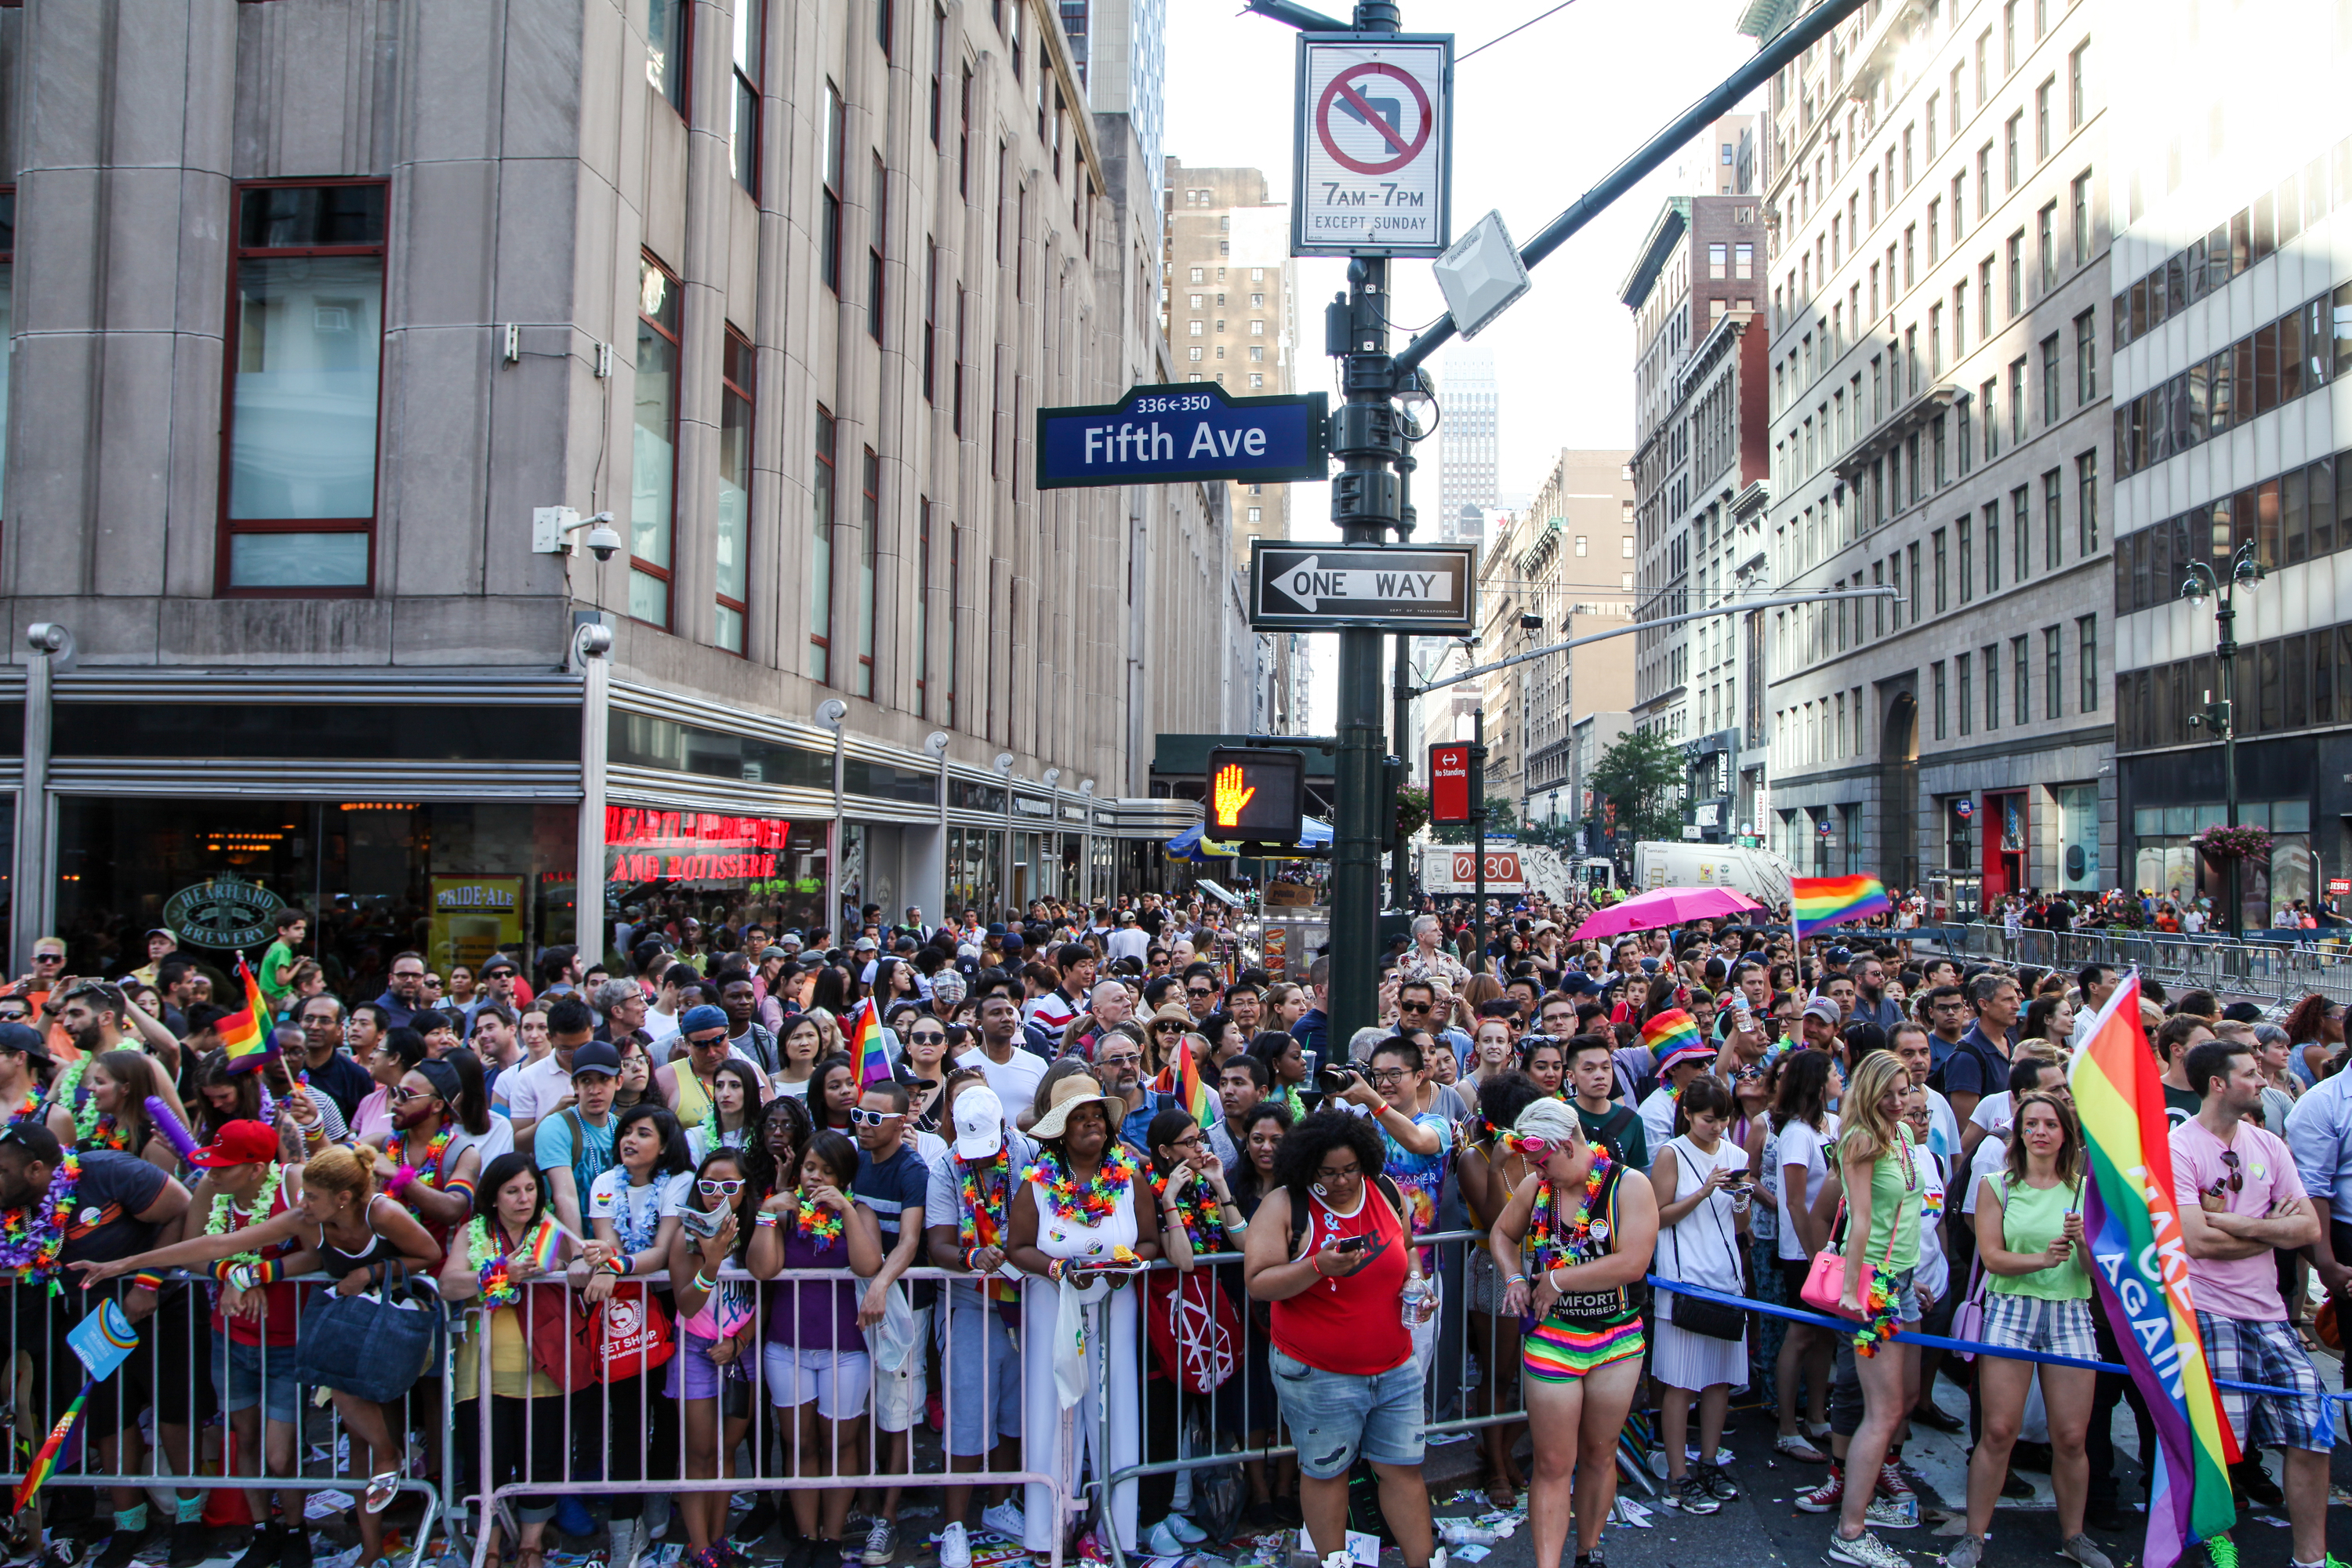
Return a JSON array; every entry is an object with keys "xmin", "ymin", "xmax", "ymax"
[
  {"xmin": 1663, "ymin": 1141, "xmax": 1748, "ymax": 1342},
  {"xmin": 292, "ymin": 1262, "xmax": 446, "ymax": 1403}
]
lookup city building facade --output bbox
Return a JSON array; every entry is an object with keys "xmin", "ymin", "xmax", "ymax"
[
  {"xmin": 1437, "ymin": 343, "xmax": 1499, "ymax": 545},
  {"xmin": 0, "ymin": 0, "xmax": 1218, "ymax": 976},
  {"xmin": 1755, "ymin": 0, "xmax": 2112, "ymax": 909},
  {"xmin": 1517, "ymin": 450, "xmax": 1639, "ymax": 828},
  {"xmin": 2108, "ymin": 0, "xmax": 2352, "ymax": 922}
]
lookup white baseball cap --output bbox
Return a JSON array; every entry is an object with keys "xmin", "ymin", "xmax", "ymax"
[{"xmin": 953, "ymin": 1084, "xmax": 1008, "ymax": 1160}]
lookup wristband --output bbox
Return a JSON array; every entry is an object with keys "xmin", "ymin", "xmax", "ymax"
[
  {"xmin": 602, "ymin": 1256, "xmax": 628, "ymax": 1276},
  {"xmin": 129, "ymin": 1272, "xmax": 164, "ymax": 1294},
  {"xmin": 226, "ymin": 1264, "xmax": 257, "ymax": 1293},
  {"xmin": 1047, "ymin": 1258, "xmax": 1065, "ymax": 1283},
  {"xmin": 1507, "ymin": 1274, "xmax": 1530, "ymax": 1287},
  {"xmin": 964, "ymin": 1247, "xmax": 982, "ymax": 1272},
  {"xmin": 694, "ymin": 1270, "xmax": 718, "ymax": 1292},
  {"xmin": 753, "ymin": 1211, "xmax": 779, "ymax": 1229}
]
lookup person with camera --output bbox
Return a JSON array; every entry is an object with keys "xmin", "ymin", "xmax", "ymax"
[
  {"xmin": 1241, "ymin": 1110, "xmax": 1438, "ymax": 1568},
  {"xmin": 1650, "ymin": 1076, "xmax": 1751, "ymax": 1515},
  {"xmin": 1486, "ymin": 1098, "xmax": 1658, "ymax": 1568}
]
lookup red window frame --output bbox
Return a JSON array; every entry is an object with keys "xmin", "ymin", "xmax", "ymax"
[{"xmin": 217, "ymin": 176, "xmax": 389, "ymax": 600}]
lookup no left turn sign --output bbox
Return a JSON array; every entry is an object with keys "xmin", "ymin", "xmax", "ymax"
[{"xmin": 1293, "ymin": 34, "xmax": 1452, "ymax": 257}]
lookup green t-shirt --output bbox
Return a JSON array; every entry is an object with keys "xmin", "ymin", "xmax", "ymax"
[
  {"xmin": 1575, "ymin": 1099, "xmax": 1649, "ymax": 1173},
  {"xmin": 1987, "ymin": 1172, "xmax": 2092, "ymax": 1300},
  {"xmin": 258, "ymin": 939, "xmax": 298, "ymax": 1013},
  {"xmin": 1843, "ymin": 1121, "xmax": 1923, "ymax": 1273}
]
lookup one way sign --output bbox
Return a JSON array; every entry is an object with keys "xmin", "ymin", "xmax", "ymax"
[{"xmin": 1249, "ymin": 543, "xmax": 1477, "ymax": 633}]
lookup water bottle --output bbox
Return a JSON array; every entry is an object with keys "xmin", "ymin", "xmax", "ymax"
[{"xmin": 1400, "ymin": 1273, "xmax": 1436, "ymax": 1325}]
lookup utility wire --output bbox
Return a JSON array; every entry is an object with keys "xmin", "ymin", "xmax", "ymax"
[{"xmin": 1458, "ymin": 0, "xmax": 1581, "ymax": 62}]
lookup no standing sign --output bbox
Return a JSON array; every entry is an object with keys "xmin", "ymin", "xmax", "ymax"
[{"xmin": 1293, "ymin": 34, "xmax": 1452, "ymax": 257}]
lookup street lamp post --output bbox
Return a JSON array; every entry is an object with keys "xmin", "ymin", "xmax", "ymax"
[{"xmin": 2180, "ymin": 539, "xmax": 2266, "ymax": 937}]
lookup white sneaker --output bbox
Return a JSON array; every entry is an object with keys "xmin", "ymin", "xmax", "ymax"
[
  {"xmin": 1163, "ymin": 1515, "xmax": 1207, "ymax": 1546},
  {"xmin": 1147, "ymin": 1523, "xmax": 1190, "ymax": 1559},
  {"xmin": 608, "ymin": 1518, "xmax": 646, "ymax": 1568},
  {"xmin": 937, "ymin": 1525, "xmax": 971, "ymax": 1568},
  {"xmin": 1321, "ymin": 1553, "xmax": 1352, "ymax": 1568},
  {"xmin": 978, "ymin": 1503, "xmax": 1025, "ymax": 1542}
]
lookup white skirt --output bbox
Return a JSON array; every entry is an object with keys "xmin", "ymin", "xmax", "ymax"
[{"xmin": 1651, "ymin": 1317, "xmax": 1748, "ymax": 1392}]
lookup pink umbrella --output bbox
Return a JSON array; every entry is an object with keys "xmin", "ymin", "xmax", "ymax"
[{"xmin": 1570, "ymin": 884, "xmax": 1763, "ymax": 941}]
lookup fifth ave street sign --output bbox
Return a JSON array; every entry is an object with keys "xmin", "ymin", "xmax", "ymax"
[
  {"xmin": 1249, "ymin": 542, "xmax": 1477, "ymax": 633},
  {"xmin": 1034, "ymin": 383, "xmax": 1328, "ymax": 490}
]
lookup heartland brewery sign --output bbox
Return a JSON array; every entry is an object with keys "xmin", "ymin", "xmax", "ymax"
[{"xmin": 606, "ymin": 808, "xmax": 791, "ymax": 883}]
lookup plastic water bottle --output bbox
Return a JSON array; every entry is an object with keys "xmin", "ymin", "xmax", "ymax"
[{"xmin": 1400, "ymin": 1274, "xmax": 1436, "ymax": 1325}]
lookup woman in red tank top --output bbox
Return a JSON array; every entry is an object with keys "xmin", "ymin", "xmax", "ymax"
[{"xmin": 1243, "ymin": 1112, "xmax": 1438, "ymax": 1568}]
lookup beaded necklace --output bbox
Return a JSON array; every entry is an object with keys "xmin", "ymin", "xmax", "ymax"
[
  {"xmin": 1025, "ymin": 1145, "xmax": 1140, "ymax": 1225},
  {"xmin": 1149, "ymin": 1168, "xmax": 1224, "ymax": 1254},
  {"xmin": 201, "ymin": 1166, "xmax": 284, "ymax": 1269},
  {"xmin": 0, "ymin": 1153, "xmax": 82, "ymax": 1294},
  {"xmin": 1525, "ymin": 1148, "xmax": 1613, "ymax": 1271},
  {"xmin": 794, "ymin": 1196, "xmax": 845, "ymax": 1247}
]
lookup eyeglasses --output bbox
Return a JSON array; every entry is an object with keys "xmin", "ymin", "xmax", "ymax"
[
  {"xmin": 1313, "ymin": 1162, "xmax": 1363, "ymax": 1183},
  {"xmin": 1365, "ymin": 1067, "xmax": 1410, "ymax": 1086},
  {"xmin": 848, "ymin": 1108, "xmax": 904, "ymax": 1128},
  {"xmin": 1097, "ymin": 1054, "xmax": 1141, "ymax": 1069},
  {"xmin": 697, "ymin": 1178, "xmax": 747, "ymax": 1198},
  {"xmin": 909, "ymin": 1031, "xmax": 947, "ymax": 1045},
  {"xmin": 1168, "ymin": 1133, "xmax": 1207, "ymax": 1151}
]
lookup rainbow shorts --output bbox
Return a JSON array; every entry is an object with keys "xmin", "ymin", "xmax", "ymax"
[{"xmin": 1523, "ymin": 1315, "xmax": 1644, "ymax": 1384}]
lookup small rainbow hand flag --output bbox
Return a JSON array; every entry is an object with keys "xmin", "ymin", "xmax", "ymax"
[
  {"xmin": 1790, "ymin": 874, "xmax": 1893, "ymax": 941},
  {"xmin": 1169, "ymin": 1030, "xmax": 1215, "ymax": 1129},
  {"xmin": 847, "ymin": 997, "xmax": 892, "ymax": 1088},
  {"xmin": 13, "ymin": 1375, "xmax": 96, "ymax": 1513},
  {"xmin": 219, "ymin": 956, "xmax": 276, "ymax": 1076},
  {"xmin": 1636, "ymin": 1007, "xmax": 1706, "ymax": 1065},
  {"xmin": 523, "ymin": 1217, "xmax": 564, "ymax": 1272}
]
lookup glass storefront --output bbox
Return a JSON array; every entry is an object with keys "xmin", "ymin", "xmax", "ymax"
[
  {"xmin": 55, "ymin": 798, "xmax": 578, "ymax": 1000},
  {"xmin": 946, "ymin": 826, "xmax": 1003, "ymax": 919},
  {"xmin": 2132, "ymin": 799, "xmax": 2312, "ymax": 916}
]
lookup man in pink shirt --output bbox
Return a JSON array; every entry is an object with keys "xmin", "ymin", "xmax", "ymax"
[{"xmin": 2172, "ymin": 1036, "xmax": 2332, "ymax": 1568}]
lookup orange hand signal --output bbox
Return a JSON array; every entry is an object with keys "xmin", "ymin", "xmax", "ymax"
[{"xmin": 1212, "ymin": 763, "xmax": 1257, "ymax": 827}]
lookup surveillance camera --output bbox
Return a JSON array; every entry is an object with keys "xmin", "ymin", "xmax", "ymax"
[{"xmin": 583, "ymin": 521, "xmax": 622, "ymax": 563}]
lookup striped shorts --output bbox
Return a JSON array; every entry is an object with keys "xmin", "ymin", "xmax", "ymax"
[{"xmin": 1523, "ymin": 1314, "xmax": 1644, "ymax": 1384}]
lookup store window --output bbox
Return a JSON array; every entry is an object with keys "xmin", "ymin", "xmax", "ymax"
[
  {"xmin": 222, "ymin": 181, "xmax": 388, "ymax": 594},
  {"xmin": 605, "ymin": 808, "xmax": 827, "ymax": 938},
  {"xmin": 54, "ymin": 799, "xmax": 579, "ymax": 994}
]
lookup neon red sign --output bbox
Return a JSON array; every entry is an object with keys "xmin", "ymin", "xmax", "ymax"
[{"xmin": 604, "ymin": 808, "xmax": 791, "ymax": 883}]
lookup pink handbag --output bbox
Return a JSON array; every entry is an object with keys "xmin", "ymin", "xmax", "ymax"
[{"xmin": 1798, "ymin": 1196, "xmax": 1900, "ymax": 1321}]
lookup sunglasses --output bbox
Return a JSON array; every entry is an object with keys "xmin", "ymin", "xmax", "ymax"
[
  {"xmin": 31, "ymin": 954, "xmax": 61, "ymax": 964},
  {"xmin": 1152, "ymin": 1022, "xmax": 1184, "ymax": 1032},
  {"xmin": 1398, "ymin": 1000, "xmax": 1432, "ymax": 1013},
  {"xmin": 2210, "ymin": 1148, "xmax": 2244, "ymax": 1195},
  {"xmin": 848, "ymin": 1108, "xmax": 904, "ymax": 1127},
  {"xmin": 389, "ymin": 1086, "xmax": 435, "ymax": 1105},
  {"xmin": 1514, "ymin": 1135, "xmax": 1556, "ymax": 1160},
  {"xmin": 697, "ymin": 1178, "xmax": 747, "ymax": 1198},
  {"xmin": 1186, "ymin": 987, "xmax": 1214, "ymax": 998},
  {"xmin": 909, "ymin": 1031, "xmax": 947, "ymax": 1045}
]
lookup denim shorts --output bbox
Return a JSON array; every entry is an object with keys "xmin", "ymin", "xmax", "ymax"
[
  {"xmin": 212, "ymin": 1336, "xmax": 300, "ymax": 1425},
  {"xmin": 1268, "ymin": 1348, "xmax": 1424, "ymax": 1479}
]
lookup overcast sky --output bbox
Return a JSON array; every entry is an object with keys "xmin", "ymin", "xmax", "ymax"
[{"xmin": 1160, "ymin": 0, "xmax": 1765, "ymax": 728}]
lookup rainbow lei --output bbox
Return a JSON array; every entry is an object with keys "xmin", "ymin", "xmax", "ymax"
[
  {"xmin": 1025, "ymin": 1145, "xmax": 1141, "ymax": 1225},
  {"xmin": 956, "ymin": 1160, "xmax": 1009, "ymax": 1253},
  {"xmin": 1150, "ymin": 1169, "xmax": 1225, "ymax": 1254},
  {"xmin": 1525, "ymin": 1148, "xmax": 1613, "ymax": 1271},
  {"xmin": 5, "ymin": 1093, "xmax": 39, "ymax": 1130},
  {"xmin": 1850, "ymin": 1128, "xmax": 1919, "ymax": 1357},
  {"xmin": 0, "ymin": 1153, "xmax": 81, "ymax": 1294},
  {"xmin": 466, "ymin": 1217, "xmax": 521, "ymax": 1308},
  {"xmin": 57, "ymin": 1061, "xmax": 126, "ymax": 1152},
  {"xmin": 408, "ymin": 1128, "xmax": 455, "ymax": 1191},
  {"xmin": 795, "ymin": 1198, "xmax": 845, "ymax": 1247}
]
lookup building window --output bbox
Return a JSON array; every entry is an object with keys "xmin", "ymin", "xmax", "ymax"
[
  {"xmin": 914, "ymin": 497, "xmax": 931, "ymax": 715},
  {"xmin": 1985, "ymin": 503, "xmax": 2001, "ymax": 593},
  {"xmin": 2042, "ymin": 466, "xmax": 2063, "ymax": 568},
  {"xmin": 714, "ymin": 328, "xmax": 753, "ymax": 654},
  {"xmin": 822, "ymin": 83, "xmax": 845, "ymax": 292},
  {"xmin": 2035, "ymin": 78, "xmax": 2053, "ymax": 162},
  {"xmin": 2041, "ymin": 333, "xmax": 2060, "ymax": 423},
  {"xmin": 732, "ymin": 0, "xmax": 764, "ymax": 194},
  {"xmin": 1933, "ymin": 527, "xmax": 1948, "ymax": 612},
  {"xmin": 1908, "ymin": 540, "xmax": 1922, "ymax": 623},
  {"xmin": 221, "ymin": 181, "xmax": 388, "ymax": 594},
  {"xmin": 2013, "ymin": 634, "xmax": 2031, "ymax": 724},
  {"xmin": 952, "ymin": 285, "xmax": 966, "ymax": 434},
  {"xmin": 877, "ymin": 0, "xmax": 894, "ymax": 54},
  {"xmin": 2078, "ymin": 614, "xmax": 2098, "ymax": 711},
  {"xmin": 629, "ymin": 255, "xmax": 682, "ymax": 629},
  {"xmin": 0, "ymin": 187, "xmax": 13, "ymax": 532},
  {"xmin": 1933, "ymin": 660, "xmax": 1948, "ymax": 740},
  {"xmin": 958, "ymin": 65, "xmax": 972, "ymax": 198},
  {"xmin": 923, "ymin": 242, "xmax": 939, "ymax": 401},
  {"xmin": 858, "ymin": 447, "xmax": 880, "ymax": 697},
  {"xmin": 1958, "ymin": 517, "xmax": 1974, "ymax": 604},
  {"xmin": 929, "ymin": 5, "xmax": 944, "ymax": 146},
  {"xmin": 2071, "ymin": 170, "xmax": 2091, "ymax": 265},
  {"xmin": 945, "ymin": 522, "xmax": 960, "ymax": 725},
  {"xmin": 808, "ymin": 408, "xmax": 835, "ymax": 681},
  {"xmin": 2074, "ymin": 308, "xmax": 2097, "ymax": 405},
  {"xmin": 869, "ymin": 153, "xmax": 887, "ymax": 342},
  {"xmin": 2068, "ymin": 42, "xmax": 2087, "ymax": 127},
  {"xmin": 1958, "ymin": 652, "xmax": 1973, "ymax": 735},
  {"xmin": 2006, "ymin": 230, "xmax": 2023, "ymax": 317},
  {"xmin": 2009, "ymin": 357, "xmax": 2027, "ymax": 441},
  {"xmin": 2011, "ymin": 484, "xmax": 2030, "ymax": 582},
  {"xmin": 648, "ymin": 0, "xmax": 689, "ymax": 114},
  {"xmin": 2045, "ymin": 625, "xmax": 2063, "ymax": 717},
  {"xmin": 2076, "ymin": 449, "xmax": 2099, "ymax": 554}
]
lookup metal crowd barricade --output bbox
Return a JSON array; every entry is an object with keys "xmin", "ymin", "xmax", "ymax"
[
  {"xmin": 0, "ymin": 1272, "xmax": 447, "ymax": 1568},
  {"xmin": 463, "ymin": 1264, "xmax": 1065, "ymax": 1568}
]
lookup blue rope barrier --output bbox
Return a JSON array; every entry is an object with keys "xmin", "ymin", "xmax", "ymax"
[{"xmin": 1644, "ymin": 1272, "xmax": 2352, "ymax": 1402}]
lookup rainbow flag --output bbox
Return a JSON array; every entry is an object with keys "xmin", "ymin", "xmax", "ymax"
[
  {"xmin": 523, "ymin": 1218, "xmax": 564, "ymax": 1272},
  {"xmin": 2067, "ymin": 971, "xmax": 2237, "ymax": 1568},
  {"xmin": 1156, "ymin": 1030, "xmax": 1216, "ymax": 1129},
  {"xmin": 847, "ymin": 997, "xmax": 891, "ymax": 1087},
  {"xmin": 1789, "ymin": 873, "xmax": 1893, "ymax": 940},
  {"xmin": 13, "ymin": 1375, "xmax": 96, "ymax": 1512},
  {"xmin": 1636, "ymin": 1007, "xmax": 1704, "ymax": 1062},
  {"xmin": 218, "ymin": 956, "xmax": 274, "ymax": 1076}
]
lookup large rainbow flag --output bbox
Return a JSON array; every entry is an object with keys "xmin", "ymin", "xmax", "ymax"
[
  {"xmin": 218, "ymin": 956, "xmax": 275, "ymax": 1076},
  {"xmin": 2067, "ymin": 971, "xmax": 2237, "ymax": 1568},
  {"xmin": 847, "ymin": 997, "xmax": 892, "ymax": 1087},
  {"xmin": 1789, "ymin": 873, "xmax": 1893, "ymax": 940}
]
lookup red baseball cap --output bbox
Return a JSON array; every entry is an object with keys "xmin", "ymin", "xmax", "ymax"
[{"xmin": 189, "ymin": 1120, "xmax": 278, "ymax": 1168}]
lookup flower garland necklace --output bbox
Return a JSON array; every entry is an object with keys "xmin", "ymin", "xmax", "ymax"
[
  {"xmin": 405, "ymin": 1127, "xmax": 455, "ymax": 1189},
  {"xmin": 1151, "ymin": 1168, "xmax": 1224, "ymax": 1254},
  {"xmin": 956, "ymin": 1159, "xmax": 1010, "ymax": 1253},
  {"xmin": 202, "ymin": 1165, "xmax": 284, "ymax": 1269},
  {"xmin": 1525, "ymin": 1148, "xmax": 1613, "ymax": 1270},
  {"xmin": 795, "ymin": 1194, "xmax": 845, "ymax": 1247},
  {"xmin": 57, "ymin": 1060, "xmax": 127, "ymax": 1152},
  {"xmin": 1025, "ymin": 1145, "xmax": 1141, "ymax": 1225},
  {"xmin": 1852, "ymin": 1125, "xmax": 1918, "ymax": 1357},
  {"xmin": 465, "ymin": 1215, "xmax": 536, "ymax": 1308},
  {"xmin": 5, "ymin": 1091, "xmax": 39, "ymax": 1128},
  {"xmin": 0, "ymin": 1152, "xmax": 82, "ymax": 1294}
]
